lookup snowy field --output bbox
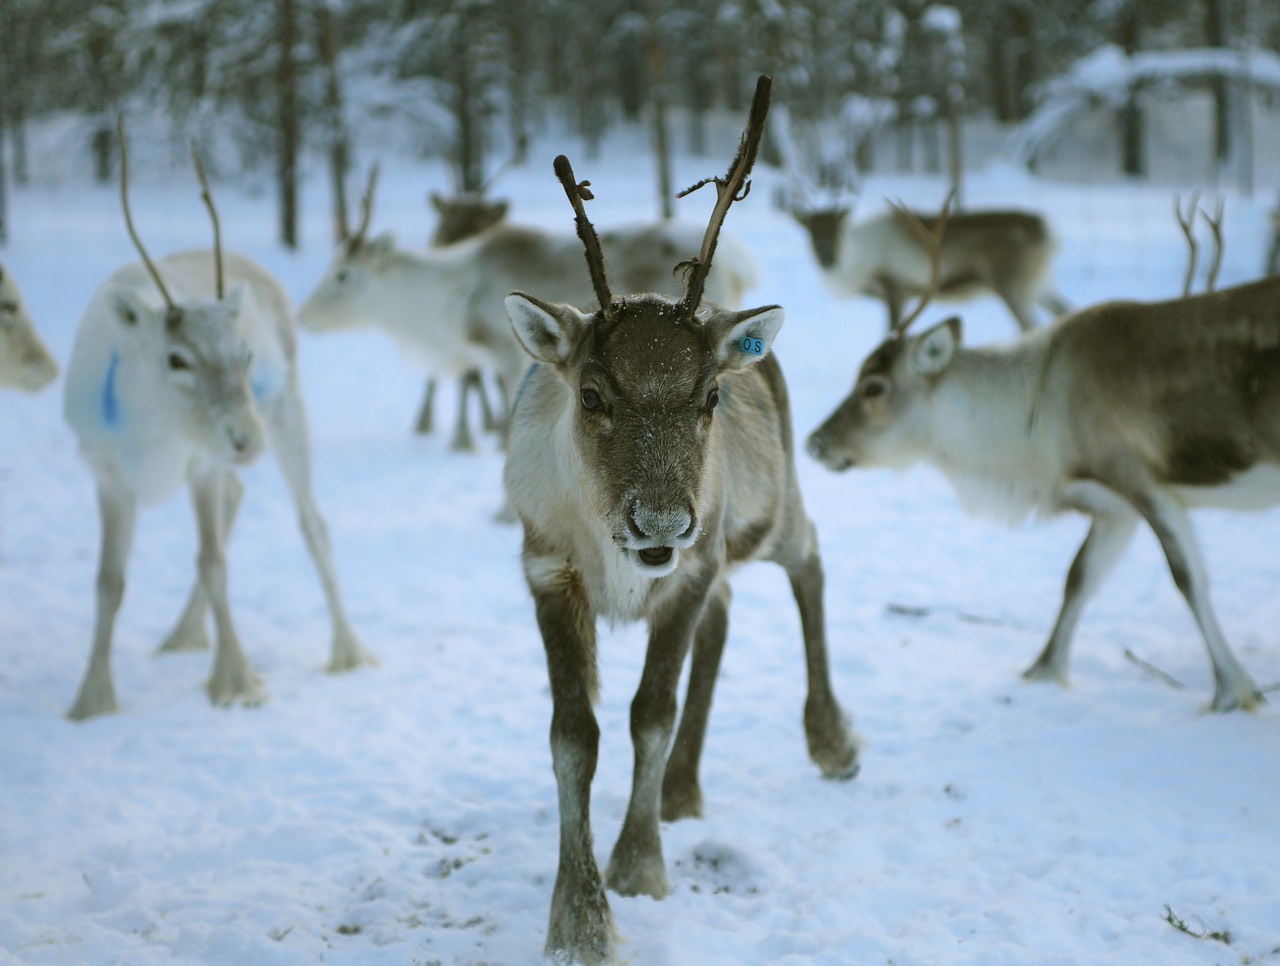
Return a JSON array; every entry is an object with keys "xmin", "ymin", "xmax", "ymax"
[{"xmin": 2, "ymin": 121, "xmax": 1280, "ymax": 964}]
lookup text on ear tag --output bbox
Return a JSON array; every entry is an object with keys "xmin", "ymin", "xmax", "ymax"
[{"xmin": 738, "ymin": 336, "xmax": 764, "ymax": 355}]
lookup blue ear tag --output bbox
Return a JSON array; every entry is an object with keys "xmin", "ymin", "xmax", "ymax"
[{"xmin": 737, "ymin": 336, "xmax": 765, "ymax": 355}]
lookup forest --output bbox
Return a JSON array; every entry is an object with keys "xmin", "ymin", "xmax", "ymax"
[{"xmin": 3, "ymin": 0, "xmax": 1280, "ymax": 248}]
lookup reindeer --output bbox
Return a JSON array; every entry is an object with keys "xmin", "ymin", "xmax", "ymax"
[
  {"xmin": 806, "ymin": 198, "xmax": 1275, "ymax": 713},
  {"xmin": 413, "ymin": 189, "xmax": 512, "ymax": 441},
  {"xmin": 62, "ymin": 126, "xmax": 372, "ymax": 721},
  {"xmin": 503, "ymin": 77, "xmax": 860, "ymax": 963},
  {"xmin": 789, "ymin": 197, "xmax": 1071, "ymax": 332},
  {"xmin": 299, "ymin": 176, "xmax": 759, "ymax": 451},
  {"xmin": 0, "ymin": 263, "xmax": 59, "ymax": 392}
]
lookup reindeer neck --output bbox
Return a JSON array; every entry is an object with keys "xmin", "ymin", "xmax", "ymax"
[{"xmin": 925, "ymin": 338, "xmax": 1065, "ymax": 520}]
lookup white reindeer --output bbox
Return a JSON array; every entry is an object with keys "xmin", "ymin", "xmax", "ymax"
[
  {"xmin": 62, "ymin": 133, "xmax": 372, "ymax": 720},
  {"xmin": 0, "ymin": 263, "xmax": 59, "ymax": 392},
  {"xmin": 806, "ymin": 206, "xmax": 1275, "ymax": 713},
  {"xmin": 298, "ymin": 184, "xmax": 759, "ymax": 449},
  {"xmin": 790, "ymin": 199, "xmax": 1071, "ymax": 332}
]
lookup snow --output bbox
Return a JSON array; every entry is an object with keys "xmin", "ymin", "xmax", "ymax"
[
  {"xmin": 2, "ymin": 124, "xmax": 1280, "ymax": 965},
  {"xmin": 1004, "ymin": 44, "xmax": 1280, "ymax": 169}
]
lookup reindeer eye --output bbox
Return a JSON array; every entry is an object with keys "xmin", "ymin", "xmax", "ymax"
[
  {"xmin": 580, "ymin": 387, "xmax": 602, "ymax": 412},
  {"xmin": 706, "ymin": 387, "xmax": 720, "ymax": 412},
  {"xmin": 168, "ymin": 353, "xmax": 192, "ymax": 371},
  {"xmin": 861, "ymin": 377, "xmax": 888, "ymax": 400}
]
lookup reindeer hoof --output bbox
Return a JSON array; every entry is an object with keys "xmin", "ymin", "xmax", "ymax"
[
  {"xmin": 67, "ymin": 683, "xmax": 118, "ymax": 721},
  {"xmin": 326, "ymin": 633, "xmax": 377, "ymax": 673},
  {"xmin": 206, "ymin": 666, "xmax": 266, "ymax": 708}
]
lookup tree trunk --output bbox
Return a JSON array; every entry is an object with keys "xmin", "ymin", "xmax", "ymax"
[
  {"xmin": 277, "ymin": 0, "xmax": 300, "ymax": 249},
  {"xmin": 317, "ymin": 4, "xmax": 349, "ymax": 242},
  {"xmin": 1205, "ymin": 0, "xmax": 1231, "ymax": 165},
  {"xmin": 647, "ymin": 12, "xmax": 673, "ymax": 221},
  {"xmin": 1118, "ymin": 8, "xmax": 1144, "ymax": 178}
]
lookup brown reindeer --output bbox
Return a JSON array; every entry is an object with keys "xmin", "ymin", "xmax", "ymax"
[
  {"xmin": 790, "ymin": 199, "xmax": 1071, "ymax": 332},
  {"xmin": 807, "ymin": 201, "xmax": 1275, "ymax": 713},
  {"xmin": 503, "ymin": 77, "xmax": 860, "ymax": 963}
]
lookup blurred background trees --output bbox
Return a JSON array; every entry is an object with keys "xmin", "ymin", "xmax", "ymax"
[{"xmin": 0, "ymin": 0, "xmax": 1278, "ymax": 249}]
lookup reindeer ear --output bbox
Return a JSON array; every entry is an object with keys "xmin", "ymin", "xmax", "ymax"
[
  {"xmin": 109, "ymin": 286, "xmax": 160, "ymax": 328},
  {"xmin": 909, "ymin": 316, "xmax": 961, "ymax": 376},
  {"xmin": 711, "ymin": 305, "xmax": 784, "ymax": 371},
  {"xmin": 505, "ymin": 292, "xmax": 591, "ymax": 365}
]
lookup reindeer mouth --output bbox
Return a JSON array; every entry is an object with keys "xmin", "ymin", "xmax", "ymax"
[
  {"xmin": 625, "ymin": 545, "xmax": 680, "ymax": 578},
  {"xmin": 638, "ymin": 546, "xmax": 674, "ymax": 567}
]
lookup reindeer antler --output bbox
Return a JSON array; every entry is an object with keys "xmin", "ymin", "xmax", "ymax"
[
  {"xmin": 553, "ymin": 153, "xmax": 615, "ymax": 320},
  {"xmin": 1175, "ymin": 190, "xmax": 1202, "ymax": 298},
  {"xmin": 676, "ymin": 74, "xmax": 772, "ymax": 318},
  {"xmin": 117, "ymin": 115, "xmax": 180, "ymax": 324},
  {"xmin": 346, "ymin": 163, "xmax": 380, "ymax": 251},
  {"xmin": 888, "ymin": 187, "xmax": 957, "ymax": 337},
  {"xmin": 190, "ymin": 142, "xmax": 224, "ymax": 300},
  {"xmin": 1201, "ymin": 195, "xmax": 1224, "ymax": 294}
]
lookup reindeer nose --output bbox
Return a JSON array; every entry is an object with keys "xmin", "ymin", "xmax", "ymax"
[
  {"xmin": 806, "ymin": 432, "xmax": 827, "ymax": 461},
  {"xmin": 628, "ymin": 503, "xmax": 697, "ymax": 544}
]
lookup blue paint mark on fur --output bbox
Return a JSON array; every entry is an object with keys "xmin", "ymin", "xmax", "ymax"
[
  {"xmin": 512, "ymin": 362, "xmax": 540, "ymax": 414},
  {"xmin": 251, "ymin": 367, "xmax": 279, "ymax": 403},
  {"xmin": 101, "ymin": 352, "xmax": 121, "ymax": 428}
]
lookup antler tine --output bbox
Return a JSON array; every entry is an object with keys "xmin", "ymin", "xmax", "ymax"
[
  {"xmin": 348, "ymin": 162, "xmax": 380, "ymax": 249},
  {"xmin": 889, "ymin": 187, "xmax": 957, "ymax": 337},
  {"xmin": 677, "ymin": 74, "xmax": 772, "ymax": 318},
  {"xmin": 190, "ymin": 141, "xmax": 224, "ymax": 300},
  {"xmin": 116, "ymin": 114, "xmax": 179, "ymax": 320},
  {"xmin": 553, "ymin": 154, "xmax": 614, "ymax": 318},
  {"xmin": 1175, "ymin": 190, "xmax": 1201, "ymax": 298},
  {"xmin": 1200, "ymin": 194, "xmax": 1225, "ymax": 294}
]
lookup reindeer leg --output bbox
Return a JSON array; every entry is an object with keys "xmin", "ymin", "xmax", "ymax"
[
  {"xmin": 264, "ymin": 380, "xmax": 374, "ymax": 673},
  {"xmin": 67, "ymin": 480, "xmax": 137, "ymax": 720},
  {"xmin": 473, "ymin": 369, "xmax": 499, "ymax": 432},
  {"xmin": 191, "ymin": 468, "xmax": 265, "ymax": 707},
  {"xmin": 450, "ymin": 372, "xmax": 477, "ymax": 452},
  {"xmin": 155, "ymin": 474, "xmax": 243, "ymax": 654},
  {"xmin": 1000, "ymin": 289, "xmax": 1038, "ymax": 332},
  {"xmin": 882, "ymin": 283, "xmax": 904, "ymax": 332},
  {"xmin": 1037, "ymin": 289, "xmax": 1072, "ymax": 318},
  {"xmin": 781, "ymin": 517, "xmax": 861, "ymax": 779},
  {"xmin": 606, "ymin": 577, "xmax": 711, "ymax": 899},
  {"xmin": 1025, "ymin": 483, "xmax": 1137, "ymax": 683},
  {"xmin": 661, "ymin": 578, "xmax": 730, "ymax": 821},
  {"xmin": 1129, "ymin": 489, "xmax": 1263, "ymax": 712},
  {"xmin": 528, "ymin": 558, "xmax": 612, "ymax": 965},
  {"xmin": 413, "ymin": 377, "xmax": 436, "ymax": 435}
]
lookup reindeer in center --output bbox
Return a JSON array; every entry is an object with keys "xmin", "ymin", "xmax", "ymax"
[{"xmin": 502, "ymin": 77, "xmax": 860, "ymax": 963}]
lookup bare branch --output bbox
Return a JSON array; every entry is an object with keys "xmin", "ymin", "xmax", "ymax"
[
  {"xmin": 190, "ymin": 142, "xmax": 224, "ymax": 300},
  {"xmin": 888, "ymin": 187, "xmax": 957, "ymax": 337},
  {"xmin": 481, "ymin": 132, "xmax": 529, "ymax": 194},
  {"xmin": 553, "ymin": 154, "xmax": 613, "ymax": 317},
  {"xmin": 117, "ymin": 114, "xmax": 179, "ymax": 322},
  {"xmin": 1200, "ymin": 195, "xmax": 1224, "ymax": 294},
  {"xmin": 678, "ymin": 74, "xmax": 772, "ymax": 318},
  {"xmin": 1175, "ymin": 191, "xmax": 1201, "ymax": 298}
]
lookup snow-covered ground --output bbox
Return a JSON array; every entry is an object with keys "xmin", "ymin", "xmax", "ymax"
[{"xmin": 2, "ymin": 122, "xmax": 1279, "ymax": 965}]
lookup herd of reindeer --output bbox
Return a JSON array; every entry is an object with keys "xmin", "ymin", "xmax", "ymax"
[{"xmin": 3, "ymin": 77, "xmax": 1279, "ymax": 960}]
